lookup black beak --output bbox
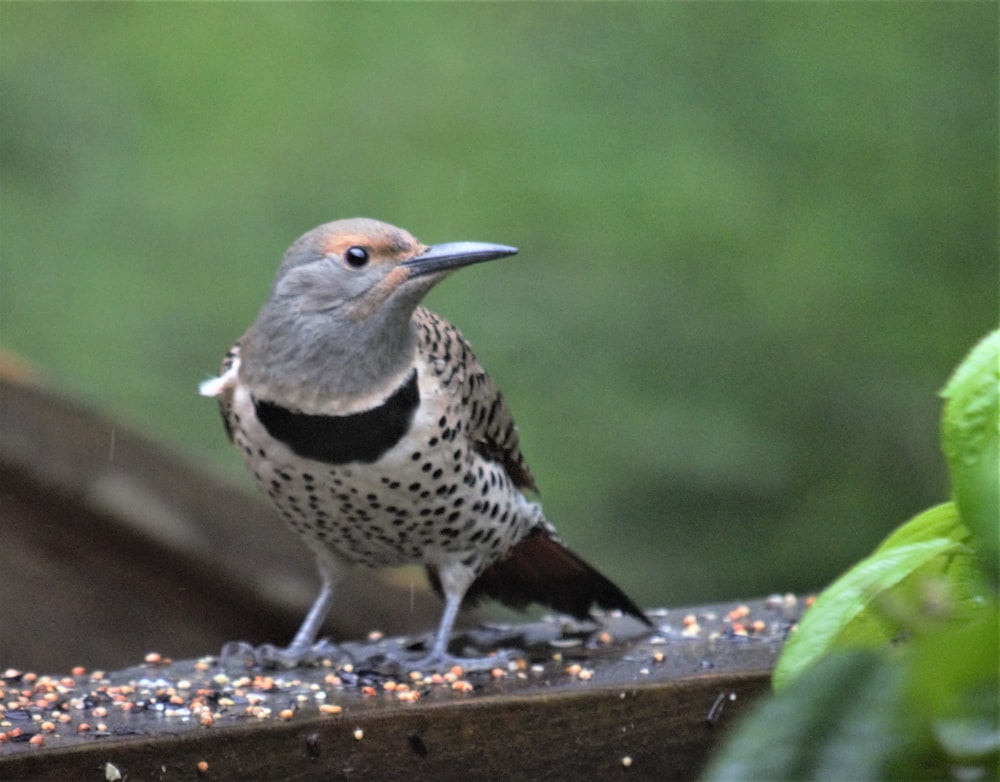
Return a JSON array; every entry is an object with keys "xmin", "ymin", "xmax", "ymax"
[{"xmin": 403, "ymin": 241, "xmax": 518, "ymax": 278}]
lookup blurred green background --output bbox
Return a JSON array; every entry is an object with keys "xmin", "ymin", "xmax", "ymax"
[{"xmin": 2, "ymin": 3, "xmax": 996, "ymax": 610}]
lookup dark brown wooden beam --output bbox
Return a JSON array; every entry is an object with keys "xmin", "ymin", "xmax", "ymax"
[{"xmin": 0, "ymin": 602, "xmax": 795, "ymax": 781}]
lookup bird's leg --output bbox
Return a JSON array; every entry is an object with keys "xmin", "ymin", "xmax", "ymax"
[
  {"xmin": 426, "ymin": 591, "xmax": 463, "ymax": 661},
  {"xmin": 397, "ymin": 567, "xmax": 511, "ymax": 674},
  {"xmin": 404, "ymin": 592, "xmax": 512, "ymax": 673},
  {"xmin": 221, "ymin": 552, "xmax": 346, "ymax": 669}
]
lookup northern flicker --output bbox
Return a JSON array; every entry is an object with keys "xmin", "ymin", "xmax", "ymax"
[{"xmin": 200, "ymin": 218, "xmax": 650, "ymax": 670}]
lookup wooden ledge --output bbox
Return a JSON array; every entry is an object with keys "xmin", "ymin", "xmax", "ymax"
[{"xmin": 0, "ymin": 599, "xmax": 800, "ymax": 781}]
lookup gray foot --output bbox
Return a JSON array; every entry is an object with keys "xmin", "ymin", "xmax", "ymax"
[
  {"xmin": 219, "ymin": 638, "xmax": 346, "ymax": 670},
  {"xmin": 389, "ymin": 646, "xmax": 513, "ymax": 675}
]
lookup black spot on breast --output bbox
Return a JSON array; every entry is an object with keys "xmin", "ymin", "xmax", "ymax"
[{"xmin": 254, "ymin": 370, "xmax": 419, "ymax": 465}]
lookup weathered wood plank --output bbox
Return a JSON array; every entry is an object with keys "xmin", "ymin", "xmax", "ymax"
[
  {"xmin": 0, "ymin": 599, "xmax": 800, "ymax": 781},
  {"xmin": 3, "ymin": 675, "xmax": 772, "ymax": 782},
  {"xmin": 3, "ymin": 677, "xmax": 773, "ymax": 781}
]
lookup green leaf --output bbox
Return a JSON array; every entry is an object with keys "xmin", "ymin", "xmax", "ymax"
[
  {"xmin": 934, "ymin": 712, "xmax": 1000, "ymax": 765},
  {"xmin": 907, "ymin": 610, "xmax": 999, "ymax": 769},
  {"xmin": 773, "ymin": 503, "xmax": 973, "ymax": 691},
  {"xmin": 940, "ymin": 328, "xmax": 1000, "ymax": 580},
  {"xmin": 701, "ymin": 650, "xmax": 910, "ymax": 782},
  {"xmin": 870, "ymin": 499, "xmax": 969, "ymax": 556},
  {"xmin": 717, "ymin": 333, "xmax": 1000, "ymax": 782},
  {"xmin": 705, "ymin": 613, "xmax": 999, "ymax": 781}
]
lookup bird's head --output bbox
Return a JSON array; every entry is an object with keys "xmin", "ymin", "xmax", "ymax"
[
  {"xmin": 240, "ymin": 218, "xmax": 517, "ymax": 403},
  {"xmin": 269, "ymin": 217, "xmax": 516, "ymax": 320}
]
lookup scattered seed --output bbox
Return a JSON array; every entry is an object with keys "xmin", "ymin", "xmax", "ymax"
[{"xmin": 681, "ymin": 618, "xmax": 702, "ymax": 638}]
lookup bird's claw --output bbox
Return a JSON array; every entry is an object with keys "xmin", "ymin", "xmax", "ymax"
[
  {"xmin": 218, "ymin": 638, "xmax": 348, "ymax": 670},
  {"xmin": 389, "ymin": 646, "xmax": 514, "ymax": 676}
]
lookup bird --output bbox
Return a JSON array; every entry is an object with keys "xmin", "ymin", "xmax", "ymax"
[{"xmin": 200, "ymin": 217, "xmax": 651, "ymax": 671}]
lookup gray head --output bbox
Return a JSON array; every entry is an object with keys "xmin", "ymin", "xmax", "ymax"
[{"xmin": 239, "ymin": 218, "xmax": 517, "ymax": 405}]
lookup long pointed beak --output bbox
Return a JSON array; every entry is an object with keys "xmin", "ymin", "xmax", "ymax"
[{"xmin": 402, "ymin": 241, "xmax": 518, "ymax": 278}]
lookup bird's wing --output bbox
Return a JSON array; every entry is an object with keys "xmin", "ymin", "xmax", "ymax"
[{"xmin": 414, "ymin": 307, "xmax": 538, "ymax": 493}]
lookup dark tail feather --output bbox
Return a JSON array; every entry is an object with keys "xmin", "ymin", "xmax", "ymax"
[{"xmin": 428, "ymin": 528, "xmax": 652, "ymax": 627}]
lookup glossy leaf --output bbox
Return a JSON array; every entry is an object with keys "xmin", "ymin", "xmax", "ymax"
[
  {"xmin": 908, "ymin": 611, "xmax": 999, "ymax": 770},
  {"xmin": 773, "ymin": 503, "xmax": 973, "ymax": 690},
  {"xmin": 940, "ymin": 328, "xmax": 1000, "ymax": 581},
  {"xmin": 702, "ymin": 650, "xmax": 909, "ymax": 782}
]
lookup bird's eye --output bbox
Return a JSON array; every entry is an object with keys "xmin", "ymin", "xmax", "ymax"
[{"xmin": 344, "ymin": 246, "xmax": 370, "ymax": 269}]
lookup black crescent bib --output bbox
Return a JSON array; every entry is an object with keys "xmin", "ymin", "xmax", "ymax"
[{"xmin": 254, "ymin": 369, "xmax": 420, "ymax": 465}]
